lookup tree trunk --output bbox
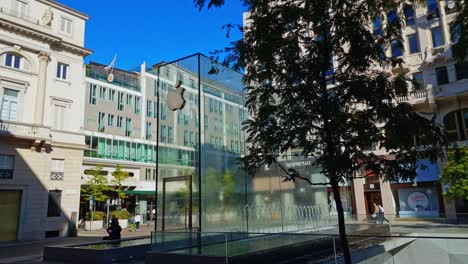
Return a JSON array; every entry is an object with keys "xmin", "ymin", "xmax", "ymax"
[{"xmin": 331, "ymin": 180, "xmax": 352, "ymax": 264}]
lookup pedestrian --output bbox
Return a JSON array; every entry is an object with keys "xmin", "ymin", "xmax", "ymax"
[
  {"xmin": 129, "ymin": 215, "xmax": 135, "ymax": 232},
  {"xmin": 378, "ymin": 204, "xmax": 390, "ymax": 224},
  {"xmin": 134, "ymin": 213, "xmax": 141, "ymax": 231},
  {"xmin": 103, "ymin": 217, "xmax": 121, "ymax": 240},
  {"xmin": 372, "ymin": 203, "xmax": 379, "ymax": 223}
]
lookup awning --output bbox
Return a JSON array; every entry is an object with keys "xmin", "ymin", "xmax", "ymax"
[{"xmin": 125, "ymin": 190, "xmax": 156, "ymax": 195}]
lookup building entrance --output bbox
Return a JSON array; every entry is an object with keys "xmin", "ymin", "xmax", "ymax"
[
  {"xmin": 365, "ymin": 191, "xmax": 382, "ymax": 215},
  {"xmin": 0, "ymin": 190, "xmax": 21, "ymax": 241},
  {"xmin": 162, "ymin": 175, "xmax": 192, "ymax": 231}
]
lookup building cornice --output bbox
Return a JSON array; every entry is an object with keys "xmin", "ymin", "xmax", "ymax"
[
  {"xmin": 36, "ymin": 0, "xmax": 89, "ymax": 20},
  {"xmin": 0, "ymin": 16, "xmax": 92, "ymax": 57}
]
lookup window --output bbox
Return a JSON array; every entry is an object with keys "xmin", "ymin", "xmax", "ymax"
[
  {"xmin": 387, "ymin": 10, "xmax": 397, "ymax": 24},
  {"xmin": 1, "ymin": 89, "xmax": 19, "ymax": 121},
  {"xmin": 407, "ymin": 34, "xmax": 420, "ymax": 54},
  {"xmin": 52, "ymin": 104, "xmax": 67, "ymax": 130},
  {"xmin": 373, "ymin": 17, "xmax": 382, "ymax": 36},
  {"xmin": 412, "ymin": 72, "xmax": 424, "ymax": 90},
  {"xmin": 147, "ymin": 100, "xmax": 152, "ymax": 117},
  {"xmin": 108, "ymin": 89, "xmax": 114, "ymax": 101},
  {"xmin": 161, "ymin": 102, "xmax": 167, "ymax": 120},
  {"xmin": 168, "ymin": 126, "xmax": 173, "ymax": 144},
  {"xmin": 145, "ymin": 168, "xmax": 151, "ymax": 181},
  {"xmin": 444, "ymin": 109, "xmax": 468, "ymax": 142},
  {"xmin": 125, "ymin": 118, "xmax": 132, "ymax": 137},
  {"xmin": 431, "ymin": 27, "xmax": 444, "ymax": 47},
  {"xmin": 117, "ymin": 116, "xmax": 123, "ymax": 128},
  {"xmin": 391, "ymin": 40, "xmax": 403, "ymax": 58},
  {"xmin": 14, "ymin": 0, "xmax": 27, "ymax": 18},
  {"xmin": 107, "ymin": 114, "xmax": 114, "ymax": 127},
  {"xmin": 146, "ymin": 122, "xmax": 152, "ymax": 140},
  {"xmin": 160, "ymin": 125, "xmax": 167, "ymax": 142},
  {"xmin": 98, "ymin": 112, "xmax": 105, "ymax": 132},
  {"xmin": 134, "ymin": 97, "xmax": 140, "ymax": 114},
  {"xmin": 426, "ymin": 0, "xmax": 439, "ymax": 19},
  {"xmin": 60, "ymin": 17, "xmax": 72, "ymax": 35},
  {"xmin": 404, "ymin": 5, "xmax": 415, "ymax": 25},
  {"xmin": 118, "ymin": 92, "xmax": 124, "ymax": 111},
  {"xmin": 436, "ymin": 66, "xmax": 449, "ymax": 85},
  {"xmin": 4, "ymin": 53, "xmax": 21, "ymax": 69},
  {"xmin": 50, "ymin": 159, "xmax": 64, "ymax": 181},
  {"xmin": 126, "ymin": 94, "xmax": 133, "ymax": 105},
  {"xmin": 184, "ymin": 130, "xmax": 189, "ymax": 146},
  {"xmin": 0, "ymin": 155, "xmax": 14, "ymax": 179},
  {"xmin": 450, "ymin": 22, "xmax": 461, "ymax": 43},
  {"xmin": 56, "ymin": 63, "xmax": 68, "ymax": 80},
  {"xmin": 99, "ymin": 86, "xmax": 106, "ymax": 99},
  {"xmin": 89, "ymin": 84, "xmax": 97, "ymax": 104},
  {"xmin": 47, "ymin": 190, "xmax": 62, "ymax": 217},
  {"xmin": 456, "ymin": 63, "xmax": 468, "ymax": 80}
]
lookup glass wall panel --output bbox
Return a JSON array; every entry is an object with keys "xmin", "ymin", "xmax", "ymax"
[{"xmin": 148, "ymin": 54, "xmax": 328, "ymax": 234}]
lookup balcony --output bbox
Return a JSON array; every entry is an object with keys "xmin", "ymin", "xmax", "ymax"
[
  {"xmin": 434, "ymin": 79, "xmax": 468, "ymax": 100},
  {"xmin": 0, "ymin": 120, "xmax": 51, "ymax": 141},
  {"xmin": 0, "ymin": 7, "xmax": 41, "ymax": 25},
  {"xmin": 397, "ymin": 89, "xmax": 428, "ymax": 104}
]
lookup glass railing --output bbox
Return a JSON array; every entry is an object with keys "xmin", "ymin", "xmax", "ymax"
[
  {"xmin": 86, "ymin": 67, "xmax": 140, "ymax": 92},
  {"xmin": 148, "ymin": 214, "xmax": 468, "ymax": 263},
  {"xmin": 149, "ymin": 228, "xmax": 468, "ymax": 263}
]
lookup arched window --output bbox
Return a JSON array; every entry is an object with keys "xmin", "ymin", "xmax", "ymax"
[
  {"xmin": 1, "ymin": 52, "xmax": 31, "ymax": 71},
  {"xmin": 444, "ymin": 109, "xmax": 468, "ymax": 142}
]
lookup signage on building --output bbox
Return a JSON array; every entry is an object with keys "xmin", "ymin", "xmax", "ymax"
[{"xmin": 407, "ymin": 192, "xmax": 429, "ymax": 211}]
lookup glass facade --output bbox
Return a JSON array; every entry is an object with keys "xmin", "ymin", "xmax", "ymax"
[{"xmin": 145, "ymin": 54, "xmax": 328, "ymax": 233}]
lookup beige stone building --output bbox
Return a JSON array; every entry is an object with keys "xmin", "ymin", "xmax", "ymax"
[{"xmin": 0, "ymin": 0, "xmax": 91, "ymax": 241}]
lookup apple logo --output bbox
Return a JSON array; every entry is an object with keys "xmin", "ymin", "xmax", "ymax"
[{"xmin": 167, "ymin": 80, "xmax": 186, "ymax": 111}]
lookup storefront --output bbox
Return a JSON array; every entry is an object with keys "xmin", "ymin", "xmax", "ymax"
[{"xmin": 391, "ymin": 159, "xmax": 444, "ymax": 218}]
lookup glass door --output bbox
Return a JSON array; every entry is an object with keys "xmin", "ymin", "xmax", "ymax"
[
  {"xmin": 0, "ymin": 190, "xmax": 21, "ymax": 241},
  {"xmin": 162, "ymin": 175, "xmax": 192, "ymax": 231}
]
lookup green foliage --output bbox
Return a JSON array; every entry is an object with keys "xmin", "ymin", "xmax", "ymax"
[
  {"xmin": 196, "ymin": 1, "xmax": 449, "ymax": 263},
  {"xmin": 111, "ymin": 164, "xmax": 130, "ymax": 200},
  {"xmin": 441, "ymin": 147, "xmax": 468, "ymax": 199},
  {"xmin": 81, "ymin": 166, "xmax": 110, "ymax": 202},
  {"xmin": 452, "ymin": 3, "xmax": 468, "ymax": 62},
  {"xmin": 85, "ymin": 211, "xmax": 105, "ymax": 221},
  {"xmin": 222, "ymin": 170, "xmax": 235, "ymax": 204},
  {"xmin": 111, "ymin": 209, "xmax": 130, "ymax": 220}
]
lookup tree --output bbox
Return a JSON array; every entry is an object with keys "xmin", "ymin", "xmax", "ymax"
[
  {"xmin": 195, "ymin": 0, "xmax": 448, "ymax": 263},
  {"xmin": 82, "ymin": 166, "xmax": 110, "ymax": 203},
  {"xmin": 111, "ymin": 164, "xmax": 130, "ymax": 201},
  {"xmin": 441, "ymin": 147, "xmax": 468, "ymax": 199},
  {"xmin": 452, "ymin": 2, "xmax": 468, "ymax": 62}
]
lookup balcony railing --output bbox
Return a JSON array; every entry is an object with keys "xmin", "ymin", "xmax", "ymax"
[
  {"xmin": 396, "ymin": 89, "xmax": 428, "ymax": 104},
  {"xmin": 86, "ymin": 65, "xmax": 141, "ymax": 92},
  {"xmin": 0, "ymin": 120, "xmax": 50, "ymax": 140},
  {"xmin": 50, "ymin": 172, "xmax": 64, "ymax": 181},
  {"xmin": 0, "ymin": 7, "xmax": 40, "ymax": 25}
]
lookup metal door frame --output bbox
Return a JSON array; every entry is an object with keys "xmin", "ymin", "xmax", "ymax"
[{"xmin": 161, "ymin": 175, "xmax": 193, "ymax": 231}]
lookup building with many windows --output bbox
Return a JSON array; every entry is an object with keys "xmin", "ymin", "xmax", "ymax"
[
  {"xmin": 81, "ymin": 55, "xmax": 329, "ymax": 233},
  {"xmin": 0, "ymin": 0, "xmax": 91, "ymax": 241},
  {"xmin": 350, "ymin": 0, "xmax": 468, "ymax": 220}
]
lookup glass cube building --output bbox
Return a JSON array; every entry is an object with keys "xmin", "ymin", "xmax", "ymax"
[{"xmin": 82, "ymin": 54, "xmax": 337, "ymax": 234}]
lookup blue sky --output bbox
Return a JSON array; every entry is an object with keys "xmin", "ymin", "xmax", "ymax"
[{"xmin": 58, "ymin": 0, "xmax": 246, "ymax": 69}]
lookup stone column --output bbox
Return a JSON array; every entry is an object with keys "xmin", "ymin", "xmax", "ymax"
[
  {"xmin": 438, "ymin": 1, "xmax": 452, "ymax": 46},
  {"xmin": 380, "ymin": 177, "xmax": 396, "ymax": 220},
  {"xmin": 352, "ymin": 177, "xmax": 367, "ymax": 222},
  {"xmin": 35, "ymin": 52, "xmax": 50, "ymax": 125}
]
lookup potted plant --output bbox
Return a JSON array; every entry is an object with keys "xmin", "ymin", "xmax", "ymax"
[
  {"xmin": 84, "ymin": 211, "xmax": 105, "ymax": 230},
  {"xmin": 110, "ymin": 209, "xmax": 130, "ymax": 229}
]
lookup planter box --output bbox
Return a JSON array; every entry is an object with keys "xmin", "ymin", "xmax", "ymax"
[
  {"xmin": 85, "ymin": 220, "xmax": 103, "ymax": 231},
  {"xmin": 118, "ymin": 219, "xmax": 128, "ymax": 229}
]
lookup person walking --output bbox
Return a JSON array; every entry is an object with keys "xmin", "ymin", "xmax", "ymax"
[
  {"xmin": 378, "ymin": 204, "xmax": 390, "ymax": 224},
  {"xmin": 372, "ymin": 203, "xmax": 380, "ymax": 223},
  {"xmin": 129, "ymin": 215, "xmax": 135, "ymax": 232},
  {"xmin": 134, "ymin": 213, "xmax": 141, "ymax": 231}
]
